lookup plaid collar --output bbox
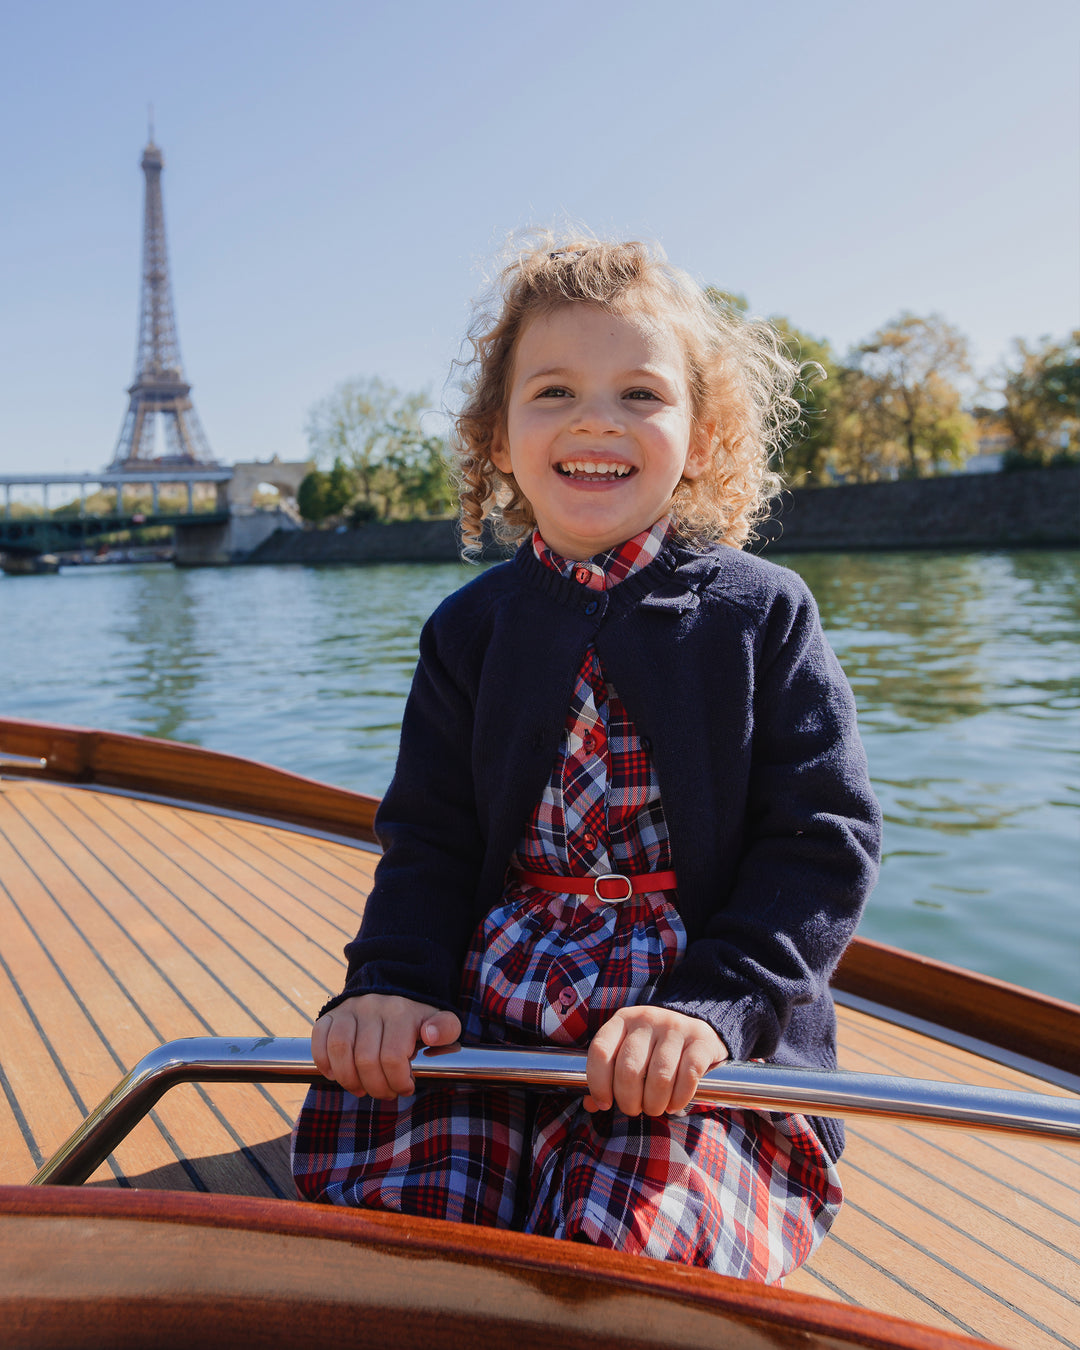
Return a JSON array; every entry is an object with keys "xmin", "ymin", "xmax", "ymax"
[{"xmin": 533, "ymin": 516, "xmax": 672, "ymax": 592}]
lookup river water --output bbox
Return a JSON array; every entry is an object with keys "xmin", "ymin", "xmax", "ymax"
[{"xmin": 1, "ymin": 550, "xmax": 1077, "ymax": 1003}]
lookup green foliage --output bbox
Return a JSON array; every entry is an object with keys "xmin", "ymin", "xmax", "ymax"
[
  {"xmin": 297, "ymin": 469, "xmax": 330, "ymax": 523},
  {"xmin": 705, "ymin": 295, "xmax": 980, "ymax": 484},
  {"xmin": 303, "ymin": 376, "xmax": 453, "ymax": 523},
  {"xmin": 770, "ymin": 319, "xmax": 839, "ymax": 486}
]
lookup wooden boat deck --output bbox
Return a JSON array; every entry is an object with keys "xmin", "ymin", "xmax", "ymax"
[{"xmin": 1, "ymin": 776, "xmax": 1077, "ymax": 1350}]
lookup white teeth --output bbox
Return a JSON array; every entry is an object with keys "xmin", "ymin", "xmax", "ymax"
[{"xmin": 558, "ymin": 461, "xmax": 632, "ymax": 477}]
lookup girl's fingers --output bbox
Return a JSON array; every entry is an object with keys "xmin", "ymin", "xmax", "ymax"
[
  {"xmin": 640, "ymin": 1029, "xmax": 686, "ymax": 1117},
  {"xmin": 351, "ymin": 1015, "xmax": 393, "ymax": 1099},
  {"xmin": 420, "ymin": 1010, "xmax": 462, "ymax": 1047},
  {"xmin": 668, "ymin": 1033, "xmax": 729, "ymax": 1114},
  {"xmin": 585, "ymin": 1017, "xmax": 625, "ymax": 1111},
  {"xmin": 610, "ymin": 1025, "xmax": 654, "ymax": 1117},
  {"xmin": 311, "ymin": 1015, "xmax": 334, "ymax": 1079},
  {"xmin": 379, "ymin": 1013, "xmax": 425, "ymax": 1097}
]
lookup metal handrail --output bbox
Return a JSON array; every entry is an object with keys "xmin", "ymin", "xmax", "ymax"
[{"xmin": 31, "ymin": 1036, "xmax": 1080, "ymax": 1187}]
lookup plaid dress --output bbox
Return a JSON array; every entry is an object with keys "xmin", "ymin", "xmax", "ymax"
[{"xmin": 292, "ymin": 519, "xmax": 842, "ymax": 1281}]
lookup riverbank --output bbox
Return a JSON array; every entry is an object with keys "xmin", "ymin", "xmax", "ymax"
[{"xmin": 242, "ymin": 466, "xmax": 1079, "ymax": 565}]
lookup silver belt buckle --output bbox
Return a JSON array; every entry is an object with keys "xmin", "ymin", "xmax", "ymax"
[{"xmin": 593, "ymin": 872, "xmax": 633, "ymax": 903}]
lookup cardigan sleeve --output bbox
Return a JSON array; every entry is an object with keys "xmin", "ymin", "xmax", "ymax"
[
  {"xmin": 319, "ymin": 610, "xmax": 486, "ymax": 1018},
  {"xmin": 657, "ymin": 576, "xmax": 881, "ymax": 1064}
]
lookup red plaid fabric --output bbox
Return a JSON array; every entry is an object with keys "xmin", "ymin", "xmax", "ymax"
[
  {"xmin": 292, "ymin": 517, "xmax": 843, "ymax": 1279},
  {"xmin": 460, "ymin": 891, "xmax": 686, "ymax": 1046},
  {"xmin": 292, "ymin": 1080, "xmax": 840, "ymax": 1278},
  {"xmin": 520, "ymin": 518, "xmax": 671, "ymax": 879}
]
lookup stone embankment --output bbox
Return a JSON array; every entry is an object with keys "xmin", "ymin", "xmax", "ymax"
[
  {"xmin": 243, "ymin": 467, "xmax": 1080, "ymax": 566},
  {"xmin": 753, "ymin": 465, "xmax": 1079, "ymax": 553}
]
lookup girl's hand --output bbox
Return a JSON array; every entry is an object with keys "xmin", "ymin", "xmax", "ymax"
[
  {"xmin": 584, "ymin": 1006, "xmax": 729, "ymax": 1117},
  {"xmin": 312, "ymin": 994, "xmax": 461, "ymax": 1099}
]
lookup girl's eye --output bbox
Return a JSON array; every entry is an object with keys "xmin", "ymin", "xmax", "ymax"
[
  {"xmin": 536, "ymin": 386, "xmax": 571, "ymax": 399},
  {"xmin": 626, "ymin": 388, "xmax": 662, "ymax": 401}
]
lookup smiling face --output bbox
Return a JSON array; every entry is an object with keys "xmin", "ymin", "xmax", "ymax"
[{"xmin": 490, "ymin": 303, "xmax": 713, "ymax": 560}]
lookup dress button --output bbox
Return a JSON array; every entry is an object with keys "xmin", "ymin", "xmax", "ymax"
[
  {"xmin": 582, "ymin": 731, "xmax": 595, "ymax": 754},
  {"xmin": 582, "ymin": 831, "xmax": 598, "ymax": 849},
  {"xmin": 574, "ymin": 566, "xmax": 591, "ymax": 585}
]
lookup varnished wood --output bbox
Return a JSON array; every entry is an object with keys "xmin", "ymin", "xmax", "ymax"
[
  {"xmin": 0, "ymin": 715, "xmax": 380, "ymax": 844},
  {"xmin": 4, "ymin": 716, "xmax": 1078, "ymax": 1076},
  {"xmin": 0, "ymin": 1187, "xmax": 998, "ymax": 1350},
  {"xmin": 1, "ymin": 731, "xmax": 1078, "ymax": 1350},
  {"xmin": 833, "ymin": 937, "xmax": 1080, "ymax": 1078}
]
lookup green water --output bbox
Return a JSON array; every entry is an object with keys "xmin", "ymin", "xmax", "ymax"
[{"xmin": 1, "ymin": 550, "xmax": 1077, "ymax": 1003}]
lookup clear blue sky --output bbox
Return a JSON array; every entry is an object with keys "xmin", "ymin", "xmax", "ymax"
[{"xmin": 1, "ymin": 0, "xmax": 1077, "ymax": 477}]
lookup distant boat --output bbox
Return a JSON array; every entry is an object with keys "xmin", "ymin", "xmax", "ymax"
[
  {"xmin": 0, "ymin": 717, "xmax": 1076, "ymax": 1350},
  {"xmin": 1, "ymin": 553, "xmax": 60, "ymax": 575}
]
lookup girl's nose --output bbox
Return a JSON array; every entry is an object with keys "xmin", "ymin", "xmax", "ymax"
[{"xmin": 570, "ymin": 395, "xmax": 623, "ymax": 434}]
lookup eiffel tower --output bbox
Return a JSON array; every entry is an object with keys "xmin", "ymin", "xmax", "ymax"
[{"xmin": 108, "ymin": 134, "xmax": 216, "ymax": 469}]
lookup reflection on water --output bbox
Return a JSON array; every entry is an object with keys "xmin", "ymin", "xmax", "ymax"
[
  {"xmin": 784, "ymin": 551, "xmax": 1079, "ymax": 1000},
  {"xmin": 119, "ymin": 569, "xmax": 203, "ymax": 741},
  {"xmin": 1, "ymin": 550, "xmax": 1077, "ymax": 1002}
]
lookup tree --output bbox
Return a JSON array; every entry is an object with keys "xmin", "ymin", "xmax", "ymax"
[
  {"xmin": 296, "ymin": 457, "xmax": 355, "ymax": 524},
  {"xmin": 770, "ymin": 319, "xmax": 840, "ymax": 486},
  {"xmin": 997, "ymin": 332, "xmax": 1080, "ymax": 468},
  {"xmin": 383, "ymin": 429, "xmax": 456, "ymax": 517},
  {"xmin": 825, "ymin": 366, "xmax": 905, "ymax": 482},
  {"xmin": 305, "ymin": 376, "xmax": 451, "ymax": 519},
  {"xmin": 297, "ymin": 469, "xmax": 330, "ymax": 524},
  {"xmin": 850, "ymin": 313, "xmax": 976, "ymax": 477}
]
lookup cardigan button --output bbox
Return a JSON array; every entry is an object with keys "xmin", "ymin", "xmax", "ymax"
[{"xmin": 584, "ymin": 600, "xmax": 599, "ymax": 616}]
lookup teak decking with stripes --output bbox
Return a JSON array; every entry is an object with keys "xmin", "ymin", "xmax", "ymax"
[{"xmin": 0, "ymin": 775, "xmax": 1077, "ymax": 1350}]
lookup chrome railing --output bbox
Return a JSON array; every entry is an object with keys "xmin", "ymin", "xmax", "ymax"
[{"xmin": 31, "ymin": 1037, "xmax": 1080, "ymax": 1186}]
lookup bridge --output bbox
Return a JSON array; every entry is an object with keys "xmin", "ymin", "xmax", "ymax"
[{"xmin": 0, "ymin": 462, "xmax": 309, "ymax": 564}]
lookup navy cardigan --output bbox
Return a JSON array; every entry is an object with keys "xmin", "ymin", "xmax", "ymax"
[{"xmin": 326, "ymin": 537, "xmax": 882, "ymax": 1159}]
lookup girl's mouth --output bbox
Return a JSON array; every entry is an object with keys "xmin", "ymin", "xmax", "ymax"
[{"xmin": 555, "ymin": 460, "xmax": 635, "ymax": 482}]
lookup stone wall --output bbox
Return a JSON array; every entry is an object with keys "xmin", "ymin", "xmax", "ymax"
[
  {"xmin": 754, "ymin": 466, "xmax": 1079, "ymax": 554},
  {"xmin": 175, "ymin": 509, "xmax": 302, "ymax": 566},
  {"xmin": 244, "ymin": 518, "xmax": 466, "ymax": 565},
  {"xmin": 239, "ymin": 468, "xmax": 1079, "ymax": 566}
]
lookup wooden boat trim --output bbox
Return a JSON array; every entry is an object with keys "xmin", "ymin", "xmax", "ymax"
[
  {"xmin": 0, "ymin": 1185, "xmax": 1002, "ymax": 1350},
  {"xmin": 3, "ymin": 714, "xmax": 1077, "ymax": 1077},
  {"xmin": 0, "ymin": 715, "xmax": 381, "ymax": 845},
  {"xmin": 832, "ymin": 936, "xmax": 1079, "ymax": 1079}
]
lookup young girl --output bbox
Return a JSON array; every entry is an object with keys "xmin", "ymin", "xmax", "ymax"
[{"xmin": 292, "ymin": 236, "xmax": 881, "ymax": 1283}]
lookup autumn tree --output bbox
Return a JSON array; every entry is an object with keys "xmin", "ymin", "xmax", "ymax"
[
  {"xmin": 997, "ymin": 332, "xmax": 1080, "ymax": 468},
  {"xmin": 849, "ymin": 313, "xmax": 976, "ymax": 477}
]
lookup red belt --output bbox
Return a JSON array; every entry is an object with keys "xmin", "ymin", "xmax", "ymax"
[{"xmin": 512, "ymin": 867, "xmax": 678, "ymax": 903}]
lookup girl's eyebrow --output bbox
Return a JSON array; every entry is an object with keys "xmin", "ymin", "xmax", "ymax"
[{"xmin": 519, "ymin": 365, "xmax": 676, "ymax": 384}]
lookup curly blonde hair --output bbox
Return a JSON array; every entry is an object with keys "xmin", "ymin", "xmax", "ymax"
[{"xmin": 453, "ymin": 232, "xmax": 801, "ymax": 554}]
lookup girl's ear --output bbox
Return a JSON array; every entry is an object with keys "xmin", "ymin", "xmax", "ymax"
[
  {"xmin": 490, "ymin": 428, "xmax": 512, "ymax": 475},
  {"xmin": 682, "ymin": 419, "xmax": 716, "ymax": 480}
]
